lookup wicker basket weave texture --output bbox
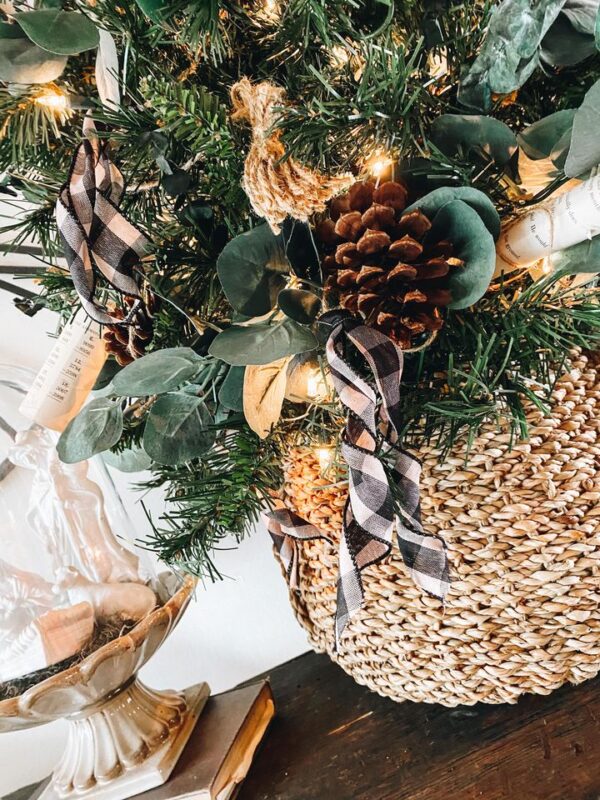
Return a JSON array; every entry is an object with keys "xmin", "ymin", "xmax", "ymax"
[{"xmin": 281, "ymin": 352, "xmax": 600, "ymax": 706}]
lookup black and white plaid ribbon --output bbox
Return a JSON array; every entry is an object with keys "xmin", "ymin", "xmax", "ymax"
[
  {"xmin": 267, "ymin": 318, "xmax": 450, "ymax": 648},
  {"xmin": 55, "ymin": 116, "xmax": 151, "ymax": 326}
]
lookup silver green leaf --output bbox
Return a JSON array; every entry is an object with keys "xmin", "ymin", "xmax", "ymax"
[
  {"xmin": 103, "ymin": 444, "xmax": 153, "ymax": 473},
  {"xmin": 405, "ymin": 186, "xmax": 501, "ymax": 240},
  {"xmin": 57, "ymin": 398, "xmax": 123, "ymax": 464},
  {"xmin": 424, "ymin": 199, "xmax": 496, "ymax": 310},
  {"xmin": 278, "ymin": 288, "xmax": 321, "ymax": 324},
  {"xmin": 518, "ymin": 109, "xmax": 575, "ymax": 166},
  {"xmin": 209, "ymin": 319, "xmax": 318, "ymax": 366},
  {"xmin": 14, "ymin": 10, "xmax": 99, "ymax": 56},
  {"xmin": 549, "ymin": 236, "xmax": 600, "ymax": 274},
  {"xmin": 458, "ymin": 0, "xmax": 566, "ymax": 111},
  {"xmin": 565, "ymin": 78, "xmax": 600, "ymax": 177},
  {"xmin": 111, "ymin": 347, "xmax": 204, "ymax": 397},
  {"xmin": 142, "ymin": 392, "xmax": 214, "ymax": 465},
  {"xmin": 217, "ymin": 223, "xmax": 289, "ymax": 316},
  {"xmin": 218, "ymin": 366, "xmax": 245, "ymax": 411},
  {"xmin": 430, "ymin": 114, "xmax": 517, "ymax": 166}
]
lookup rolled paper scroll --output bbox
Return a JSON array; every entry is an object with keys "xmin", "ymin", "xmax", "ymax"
[
  {"xmin": 494, "ymin": 175, "xmax": 600, "ymax": 277},
  {"xmin": 19, "ymin": 314, "xmax": 107, "ymax": 432}
]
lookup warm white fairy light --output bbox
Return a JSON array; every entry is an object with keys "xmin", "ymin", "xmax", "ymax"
[
  {"xmin": 306, "ymin": 374, "xmax": 320, "ymax": 399},
  {"xmin": 365, "ymin": 150, "xmax": 392, "ymax": 179},
  {"xmin": 34, "ymin": 86, "xmax": 69, "ymax": 112},
  {"xmin": 314, "ymin": 445, "xmax": 334, "ymax": 472}
]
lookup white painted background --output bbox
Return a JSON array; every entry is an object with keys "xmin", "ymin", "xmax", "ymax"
[{"xmin": 0, "ymin": 261, "xmax": 309, "ymax": 795}]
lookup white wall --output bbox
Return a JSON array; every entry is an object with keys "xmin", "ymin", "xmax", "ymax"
[{"xmin": 0, "ymin": 273, "xmax": 309, "ymax": 795}]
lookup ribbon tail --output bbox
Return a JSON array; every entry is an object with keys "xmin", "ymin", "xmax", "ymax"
[
  {"xmin": 264, "ymin": 505, "xmax": 330, "ymax": 591},
  {"xmin": 392, "ymin": 449, "xmax": 450, "ymax": 600}
]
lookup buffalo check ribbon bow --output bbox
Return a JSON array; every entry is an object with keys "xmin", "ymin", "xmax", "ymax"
[
  {"xmin": 266, "ymin": 318, "xmax": 450, "ymax": 649},
  {"xmin": 55, "ymin": 116, "xmax": 151, "ymax": 326}
]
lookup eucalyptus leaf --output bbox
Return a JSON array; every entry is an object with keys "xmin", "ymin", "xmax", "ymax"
[
  {"xmin": 143, "ymin": 392, "xmax": 214, "ymax": 465},
  {"xmin": 517, "ymin": 109, "xmax": 575, "ymax": 163},
  {"xmin": 458, "ymin": 0, "xmax": 566, "ymax": 111},
  {"xmin": 209, "ymin": 319, "xmax": 318, "ymax": 366},
  {"xmin": 549, "ymin": 236, "xmax": 600, "ymax": 274},
  {"xmin": 14, "ymin": 10, "xmax": 99, "ymax": 55},
  {"xmin": 93, "ymin": 358, "xmax": 122, "ymax": 391},
  {"xmin": 405, "ymin": 186, "xmax": 501, "ymax": 240},
  {"xmin": 57, "ymin": 399, "xmax": 123, "ymax": 464},
  {"xmin": 430, "ymin": 115, "xmax": 517, "ymax": 166},
  {"xmin": 111, "ymin": 347, "xmax": 203, "ymax": 396},
  {"xmin": 278, "ymin": 288, "xmax": 321, "ymax": 324},
  {"xmin": 103, "ymin": 444, "xmax": 153, "ymax": 473},
  {"xmin": 561, "ymin": 0, "xmax": 599, "ymax": 33},
  {"xmin": 540, "ymin": 11, "xmax": 597, "ymax": 66},
  {"xmin": 218, "ymin": 366, "xmax": 245, "ymax": 412},
  {"xmin": 217, "ymin": 224, "xmax": 289, "ymax": 316},
  {"xmin": 0, "ymin": 38, "xmax": 67, "ymax": 83},
  {"xmin": 565, "ymin": 78, "xmax": 600, "ymax": 177},
  {"xmin": 424, "ymin": 199, "xmax": 496, "ymax": 310},
  {"xmin": 280, "ymin": 219, "xmax": 322, "ymax": 283}
]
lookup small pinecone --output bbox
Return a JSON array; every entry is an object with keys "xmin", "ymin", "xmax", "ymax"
[
  {"xmin": 103, "ymin": 296, "xmax": 155, "ymax": 366},
  {"xmin": 317, "ymin": 180, "xmax": 464, "ymax": 349}
]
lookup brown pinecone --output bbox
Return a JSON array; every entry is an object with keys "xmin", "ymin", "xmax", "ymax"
[
  {"xmin": 317, "ymin": 180, "xmax": 464, "ymax": 349},
  {"xmin": 103, "ymin": 296, "xmax": 155, "ymax": 366}
]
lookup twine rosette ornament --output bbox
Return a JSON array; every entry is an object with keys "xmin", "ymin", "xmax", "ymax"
[
  {"xmin": 230, "ymin": 77, "xmax": 353, "ymax": 233},
  {"xmin": 318, "ymin": 179, "xmax": 465, "ymax": 349},
  {"xmin": 273, "ymin": 351, "xmax": 600, "ymax": 706}
]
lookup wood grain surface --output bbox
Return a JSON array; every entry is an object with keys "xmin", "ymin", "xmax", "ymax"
[{"xmin": 238, "ymin": 652, "xmax": 600, "ymax": 800}]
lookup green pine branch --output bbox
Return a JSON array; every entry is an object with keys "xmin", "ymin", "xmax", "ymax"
[{"xmin": 139, "ymin": 427, "xmax": 281, "ymax": 580}]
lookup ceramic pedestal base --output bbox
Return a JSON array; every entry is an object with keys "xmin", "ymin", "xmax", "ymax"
[{"xmin": 39, "ymin": 680, "xmax": 210, "ymax": 800}]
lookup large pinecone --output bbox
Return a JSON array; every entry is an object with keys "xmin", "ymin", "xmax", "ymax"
[
  {"xmin": 317, "ymin": 180, "xmax": 463, "ymax": 349},
  {"xmin": 103, "ymin": 295, "xmax": 155, "ymax": 366}
]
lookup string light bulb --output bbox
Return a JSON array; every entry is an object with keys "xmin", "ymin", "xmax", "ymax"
[
  {"xmin": 34, "ymin": 86, "xmax": 69, "ymax": 113},
  {"xmin": 314, "ymin": 445, "xmax": 334, "ymax": 473},
  {"xmin": 364, "ymin": 150, "xmax": 393, "ymax": 180}
]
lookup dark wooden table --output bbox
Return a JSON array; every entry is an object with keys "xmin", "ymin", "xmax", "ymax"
[
  {"xmin": 238, "ymin": 651, "xmax": 600, "ymax": 800},
  {"xmin": 8, "ymin": 652, "xmax": 600, "ymax": 800}
]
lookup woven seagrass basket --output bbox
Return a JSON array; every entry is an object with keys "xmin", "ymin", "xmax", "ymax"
[{"xmin": 278, "ymin": 351, "xmax": 600, "ymax": 706}]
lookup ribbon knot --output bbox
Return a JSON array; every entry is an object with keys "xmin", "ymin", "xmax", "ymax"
[
  {"xmin": 55, "ymin": 117, "xmax": 151, "ymax": 326},
  {"xmin": 267, "ymin": 319, "xmax": 450, "ymax": 649}
]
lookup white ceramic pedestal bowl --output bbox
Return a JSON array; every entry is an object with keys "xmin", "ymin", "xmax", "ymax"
[{"xmin": 0, "ymin": 577, "xmax": 209, "ymax": 800}]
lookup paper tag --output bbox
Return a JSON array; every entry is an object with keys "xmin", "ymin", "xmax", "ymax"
[
  {"xmin": 20, "ymin": 316, "xmax": 107, "ymax": 432},
  {"xmin": 495, "ymin": 175, "xmax": 600, "ymax": 276}
]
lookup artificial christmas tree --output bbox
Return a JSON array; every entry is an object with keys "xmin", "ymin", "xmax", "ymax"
[{"xmin": 2, "ymin": 0, "xmax": 600, "ymax": 714}]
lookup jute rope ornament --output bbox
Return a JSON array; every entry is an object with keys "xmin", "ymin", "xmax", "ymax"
[
  {"xmin": 230, "ymin": 77, "xmax": 353, "ymax": 233},
  {"xmin": 274, "ymin": 351, "xmax": 600, "ymax": 706}
]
